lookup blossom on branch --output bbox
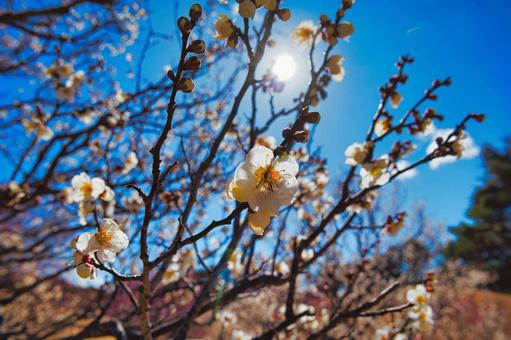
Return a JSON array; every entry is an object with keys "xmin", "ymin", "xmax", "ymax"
[
  {"xmin": 227, "ymin": 145, "xmax": 299, "ymax": 235},
  {"xmin": 75, "ymin": 218, "xmax": 129, "ymax": 263}
]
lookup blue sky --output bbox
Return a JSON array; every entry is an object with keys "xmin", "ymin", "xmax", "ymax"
[
  {"xmin": 141, "ymin": 0, "xmax": 511, "ymax": 230},
  {"xmin": 4, "ymin": 0, "xmax": 510, "ymax": 235}
]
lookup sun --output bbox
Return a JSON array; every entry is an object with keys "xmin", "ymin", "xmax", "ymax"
[{"xmin": 272, "ymin": 54, "xmax": 296, "ymax": 81}]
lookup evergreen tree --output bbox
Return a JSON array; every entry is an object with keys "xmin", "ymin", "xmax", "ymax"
[{"xmin": 445, "ymin": 139, "xmax": 511, "ymax": 292}]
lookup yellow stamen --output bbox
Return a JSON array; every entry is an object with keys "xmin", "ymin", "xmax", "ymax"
[
  {"xmin": 255, "ymin": 165, "xmax": 282, "ymax": 192},
  {"xmin": 81, "ymin": 182, "xmax": 93, "ymax": 197},
  {"xmin": 95, "ymin": 227, "xmax": 113, "ymax": 247}
]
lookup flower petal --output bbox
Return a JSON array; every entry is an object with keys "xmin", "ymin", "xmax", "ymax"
[
  {"xmin": 246, "ymin": 145, "xmax": 273, "ymax": 168},
  {"xmin": 248, "ymin": 211, "xmax": 272, "ymax": 235}
]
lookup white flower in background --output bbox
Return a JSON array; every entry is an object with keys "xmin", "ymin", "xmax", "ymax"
[
  {"xmin": 218, "ymin": 310, "xmax": 237, "ymax": 326},
  {"xmin": 274, "ymin": 261, "xmax": 290, "ymax": 275},
  {"xmin": 227, "ymin": 145, "xmax": 299, "ymax": 235},
  {"xmin": 301, "ymin": 248, "xmax": 314, "ymax": 261},
  {"xmin": 360, "ymin": 157, "xmax": 390, "ymax": 189},
  {"xmin": 374, "ymin": 327, "xmax": 406, "ymax": 340},
  {"xmin": 70, "ymin": 172, "xmax": 106, "ymax": 203},
  {"xmin": 121, "ymin": 151, "xmax": 139, "ymax": 174},
  {"xmin": 409, "ymin": 304, "xmax": 434, "ymax": 333},
  {"xmin": 326, "ymin": 55, "xmax": 345, "ymax": 82},
  {"xmin": 292, "ymin": 20, "xmax": 316, "ymax": 44},
  {"xmin": 231, "ymin": 329, "xmax": 252, "ymax": 340},
  {"xmin": 122, "ymin": 190, "xmax": 144, "ymax": 211},
  {"xmin": 374, "ymin": 118, "xmax": 391, "ymax": 137},
  {"xmin": 406, "ymin": 284, "xmax": 430, "ymax": 307},
  {"xmin": 345, "ymin": 141, "xmax": 372, "ymax": 165},
  {"xmin": 227, "ymin": 249, "xmax": 243, "ymax": 276},
  {"xmin": 66, "ymin": 70, "xmax": 85, "ymax": 89},
  {"xmin": 21, "ymin": 118, "xmax": 53, "ymax": 141},
  {"xmin": 162, "ymin": 262, "xmax": 181, "ymax": 284},
  {"xmin": 75, "ymin": 218, "xmax": 129, "ymax": 263},
  {"xmin": 45, "ymin": 64, "xmax": 73, "ymax": 78},
  {"xmin": 427, "ymin": 129, "xmax": 479, "ymax": 169},
  {"xmin": 346, "ymin": 190, "xmax": 378, "ymax": 214}
]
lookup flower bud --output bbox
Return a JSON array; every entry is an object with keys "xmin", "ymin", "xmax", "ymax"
[
  {"xmin": 239, "ymin": 0, "xmax": 256, "ymax": 18},
  {"xmin": 263, "ymin": 0, "xmax": 277, "ymax": 11},
  {"xmin": 176, "ymin": 78, "xmax": 195, "ymax": 92},
  {"xmin": 320, "ymin": 14, "xmax": 329, "ymax": 25},
  {"xmin": 282, "ymin": 128, "xmax": 293, "ymax": 139},
  {"xmin": 302, "ymin": 111, "xmax": 321, "ymax": 124},
  {"xmin": 293, "ymin": 130, "xmax": 309, "ymax": 143},
  {"xmin": 188, "ymin": 40, "xmax": 206, "ymax": 54},
  {"xmin": 390, "ymin": 92, "xmax": 403, "ymax": 108},
  {"xmin": 471, "ymin": 113, "xmax": 486, "ymax": 122},
  {"xmin": 177, "ymin": 16, "xmax": 192, "ymax": 35},
  {"xmin": 267, "ymin": 39, "xmax": 277, "ymax": 48},
  {"xmin": 337, "ymin": 21, "xmax": 354, "ymax": 38},
  {"xmin": 189, "ymin": 3, "xmax": 202, "ymax": 21},
  {"xmin": 343, "ymin": 0, "xmax": 355, "ymax": 9},
  {"xmin": 277, "ymin": 8, "xmax": 291, "ymax": 21},
  {"xmin": 184, "ymin": 56, "xmax": 201, "ymax": 71}
]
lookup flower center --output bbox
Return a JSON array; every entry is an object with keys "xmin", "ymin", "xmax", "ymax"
[
  {"xmin": 416, "ymin": 294, "xmax": 426, "ymax": 305},
  {"xmin": 81, "ymin": 182, "xmax": 93, "ymax": 197},
  {"xmin": 95, "ymin": 227, "xmax": 113, "ymax": 247},
  {"xmin": 255, "ymin": 165, "xmax": 282, "ymax": 192}
]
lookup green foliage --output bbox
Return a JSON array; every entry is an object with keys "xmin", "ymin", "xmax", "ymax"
[{"xmin": 445, "ymin": 139, "xmax": 511, "ymax": 292}]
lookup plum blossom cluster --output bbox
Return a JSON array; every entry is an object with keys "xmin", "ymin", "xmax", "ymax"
[
  {"xmin": 44, "ymin": 63, "xmax": 85, "ymax": 102},
  {"xmin": 227, "ymin": 145, "xmax": 299, "ymax": 235},
  {"xmin": 406, "ymin": 284, "xmax": 434, "ymax": 333},
  {"xmin": 214, "ymin": 0, "xmax": 290, "ymax": 48},
  {"xmin": 71, "ymin": 218, "xmax": 129, "ymax": 279}
]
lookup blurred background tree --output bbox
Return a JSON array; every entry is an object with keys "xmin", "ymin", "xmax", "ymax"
[{"xmin": 446, "ymin": 139, "xmax": 511, "ymax": 292}]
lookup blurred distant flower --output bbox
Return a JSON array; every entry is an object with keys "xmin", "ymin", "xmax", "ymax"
[
  {"xmin": 406, "ymin": 284, "xmax": 430, "ymax": 307},
  {"xmin": 345, "ymin": 141, "xmax": 372, "ymax": 165},
  {"xmin": 292, "ymin": 20, "xmax": 316, "ymax": 44},
  {"xmin": 360, "ymin": 157, "xmax": 390, "ymax": 189},
  {"xmin": 326, "ymin": 55, "xmax": 345, "ymax": 82},
  {"xmin": 122, "ymin": 151, "xmax": 139, "ymax": 174},
  {"xmin": 21, "ymin": 117, "xmax": 53, "ymax": 141}
]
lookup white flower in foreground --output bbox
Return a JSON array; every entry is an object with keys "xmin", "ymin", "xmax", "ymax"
[
  {"xmin": 345, "ymin": 141, "xmax": 372, "ymax": 165},
  {"xmin": 72, "ymin": 251, "xmax": 96, "ymax": 280},
  {"xmin": 406, "ymin": 284, "xmax": 430, "ymax": 307},
  {"xmin": 75, "ymin": 218, "xmax": 129, "ymax": 263},
  {"xmin": 227, "ymin": 145, "xmax": 299, "ymax": 235},
  {"xmin": 409, "ymin": 304, "xmax": 434, "ymax": 332},
  {"xmin": 360, "ymin": 157, "xmax": 390, "ymax": 189},
  {"xmin": 70, "ymin": 172, "xmax": 107, "ymax": 203}
]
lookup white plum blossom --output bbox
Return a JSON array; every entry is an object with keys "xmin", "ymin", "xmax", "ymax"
[
  {"xmin": 75, "ymin": 218, "xmax": 129, "ymax": 263},
  {"xmin": 406, "ymin": 284, "xmax": 430, "ymax": 307},
  {"xmin": 227, "ymin": 145, "xmax": 299, "ymax": 235},
  {"xmin": 408, "ymin": 304, "xmax": 434, "ymax": 333},
  {"xmin": 121, "ymin": 151, "xmax": 139, "ymax": 174},
  {"xmin": 70, "ymin": 172, "xmax": 107, "ymax": 203},
  {"xmin": 360, "ymin": 157, "xmax": 390, "ymax": 189},
  {"xmin": 345, "ymin": 141, "xmax": 372, "ymax": 165},
  {"xmin": 21, "ymin": 118, "xmax": 53, "ymax": 141},
  {"xmin": 69, "ymin": 172, "xmax": 114, "ymax": 224},
  {"xmin": 231, "ymin": 330, "xmax": 252, "ymax": 340}
]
